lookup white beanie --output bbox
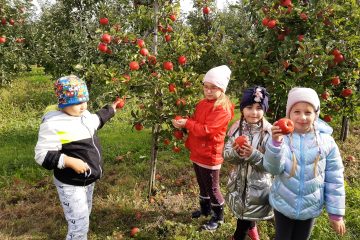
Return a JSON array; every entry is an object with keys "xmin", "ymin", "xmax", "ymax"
[
  {"xmin": 203, "ymin": 65, "xmax": 231, "ymax": 93},
  {"xmin": 286, "ymin": 87, "xmax": 320, "ymax": 118}
]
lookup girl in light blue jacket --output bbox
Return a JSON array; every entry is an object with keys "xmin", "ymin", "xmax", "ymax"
[{"xmin": 264, "ymin": 87, "xmax": 346, "ymax": 240}]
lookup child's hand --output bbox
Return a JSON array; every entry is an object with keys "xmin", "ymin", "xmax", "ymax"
[
  {"xmin": 172, "ymin": 119, "xmax": 187, "ymax": 129},
  {"xmin": 233, "ymin": 142, "xmax": 253, "ymax": 158},
  {"xmin": 112, "ymin": 97, "xmax": 125, "ymax": 111},
  {"xmin": 64, "ymin": 156, "xmax": 90, "ymax": 174},
  {"xmin": 271, "ymin": 123, "xmax": 284, "ymax": 142},
  {"xmin": 329, "ymin": 218, "xmax": 346, "ymax": 236}
]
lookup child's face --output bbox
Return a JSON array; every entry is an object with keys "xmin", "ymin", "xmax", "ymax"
[
  {"xmin": 289, "ymin": 102, "xmax": 316, "ymax": 133},
  {"xmin": 62, "ymin": 102, "xmax": 88, "ymax": 117},
  {"xmin": 242, "ymin": 103, "xmax": 264, "ymax": 124},
  {"xmin": 203, "ymin": 82, "xmax": 222, "ymax": 100}
]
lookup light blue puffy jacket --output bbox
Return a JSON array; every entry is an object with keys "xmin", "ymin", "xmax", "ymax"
[{"xmin": 264, "ymin": 119, "xmax": 345, "ymax": 220}]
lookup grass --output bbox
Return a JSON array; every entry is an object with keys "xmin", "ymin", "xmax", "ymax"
[{"xmin": 0, "ymin": 67, "xmax": 359, "ymax": 239}]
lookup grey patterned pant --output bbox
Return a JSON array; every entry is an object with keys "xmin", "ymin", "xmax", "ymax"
[{"xmin": 54, "ymin": 177, "xmax": 95, "ymax": 240}]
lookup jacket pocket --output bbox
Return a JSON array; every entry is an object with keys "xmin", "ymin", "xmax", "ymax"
[{"xmin": 247, "ymin": 183, "xmax": 270, "ymax": 205}]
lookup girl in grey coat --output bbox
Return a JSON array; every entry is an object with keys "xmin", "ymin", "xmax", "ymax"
[{"xmin": 224, "ymin": 86, "xmax": 273, "ymax": 240}]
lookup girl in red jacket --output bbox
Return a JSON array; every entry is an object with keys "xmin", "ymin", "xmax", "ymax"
[{"xmin": 172, "ymin": 65, "xmax": 234, "ymax": 230}]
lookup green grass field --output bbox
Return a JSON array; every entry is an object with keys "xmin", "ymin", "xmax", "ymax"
[{"xmin": 0, "ymin": 68, "xmax": 359, "ymax": 239}]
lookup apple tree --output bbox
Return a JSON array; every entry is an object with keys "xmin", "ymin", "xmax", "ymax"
[
  {"xmin": 0, "ymin": 0, "xmax": 34, "ymax": 85},
  {"xmin": 84, "ymin": 0, "xmax": 215, "ymax": 197},
  {"xmin": 223, "ymin": 0, "xmax": 359, "ymax": 140}
]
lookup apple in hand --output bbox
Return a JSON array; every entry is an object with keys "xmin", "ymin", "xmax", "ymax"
[
  {"xmin": 235, "ymin": 135, "xmax": 248, "ymax": 148},
  {"xmin": 115, "ymin": 97, "xmax": 125, "ymax": 109},
  {"xmin": 275, "ymin": 118, "xmax": 294, "ymax": 134}
]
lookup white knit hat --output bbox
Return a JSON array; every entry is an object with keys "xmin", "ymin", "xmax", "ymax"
[
  {"xmin": 286, "ymin": 87, "xmax": 320, "ymax": 118},
  {"xmin": 203, "ymin": 65, "xmax": 231, "ymax": 93}
]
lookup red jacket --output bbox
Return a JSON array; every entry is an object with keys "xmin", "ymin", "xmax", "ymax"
[{"xmin": 185, "ymin": 98, "xmax": 234, "ymax": 166}]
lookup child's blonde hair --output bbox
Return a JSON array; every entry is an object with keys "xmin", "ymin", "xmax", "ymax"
[
  {"xmin": 214, "ymin": 92, "xmax": 233, "ymax": 114},
  {"xmin": 288, "ymin": 123, "xmax": 321, "ymax": 178}
]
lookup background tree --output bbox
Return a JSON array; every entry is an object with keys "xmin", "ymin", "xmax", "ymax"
[
  {"xmin": 0, "ymin": 0, "xmax": 34, "ymax": 86},
  {"xmin": 224, "ymin": 0, "xmax": 359, "ymax": 140}
]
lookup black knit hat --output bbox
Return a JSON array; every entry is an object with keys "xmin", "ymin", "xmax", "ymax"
[{"xmin": 240, "ymin": 86, "xmax": 269, "ymax": 112}]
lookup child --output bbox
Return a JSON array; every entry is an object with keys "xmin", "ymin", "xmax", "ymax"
[
  {"xmin": 172, "ymin": 65, "xmax": 234, "ymax": 230},
  {"xmin": 264, "ymin": 87, "xmax": 346, "ymax": 240},
  {"xmin": 224, "ymin": 86, "xmax": 273, "ymax": 240},
  {"xmin": 35, "ymin": 75, "xmax": 121, "ymax": 239}
]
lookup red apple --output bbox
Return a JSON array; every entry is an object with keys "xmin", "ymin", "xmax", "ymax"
[
  {"xmin": 115, "ymin": 97, "xmax": 126, "ymax": 109},
  {"xmin": 101, "ymin": 33, "xmax": 112, "ymax": 44},
  {"xmin": 174, "ymin": 115, "xmax": 183, "ymax": 121},
  {"xmin": 173, "ymin": 130, "xmax": 184, "ymax": 140},
  {"xmin": 163, "ymin": 138, "xmax": 171, "ymax": 145},
  {"xmin": 277, "ymin": 34, "xmax": 285, "ymax": 41},
  {"xmin": 163, "ymin": 61, "xmax": 173, "ymax": 71},
  {"xmin": 297, "ymin": 35, "xmax": 304, "ymax": 42},
  {"xmin": 97, "ymin": 42, "xmax": 107, "ymax": 52},
  {"xmin": 331, "ymin": 76, "xmax": 340, "ymax": 86},
  {"xmin": 168, "ymin": 83, "xmax": 176, "ymax": 92},
  {"xmin": 334, "ymin": 54, "xmax": 344, "ymax": 63},
  {"xmin": 323, "ymin": 115, "xmax": 332, "ymax": 122},
  {"xmin": 178, "ymin": 55, "xmax": 187, "ymax": 65},
  {"xmin": 176, "ymin": 98, "xmax": 186, "ymax": 106},
  {"xmin": 164, "ymin": 34, "xmax": 171, "ymax": 42},
  {"xmin": 235, "ymin": 136, "xmax": 248, "ymax": 148},
  {"xmin": 139, "ymin": 48, "xmax": 149, "ymax": 56},
  {"xmin": 262, "ymin": 18, "xmax": 269, "ymax": 26},
  {"xmin": 147, "ymin": 55, "xmax": 157, "ymax": 65},
  {"xmin": 99, "ymin": 17, "xmax": 109, "ymax": 25},
  {"xmin": 280, "ymin": 0, "xmax": 292, "ymax": 7},
  {"xmin": 166, "ymin": 25, "xmax": 173, "ymax": 32},
  {"xmin": 275, "ymin": 118, "xmax": 294, "ymax": 134},
  {"xmin": 9, "ymin": 19, "xmax": 15, "ymax": 25},
  {"xmin": 346, "ymin": 155, "xmax": 356, "ymax": 162},
  {"xmin": 0, "ymin": 36, "xmax": 6, "ymax": 44},
  {"xmin": 341, "ymin": 88, "xmax": 352, "ymax": 97},
  {"xmin": 203, "ymin": 6, "xmax": 211, "ymax": 14},
  {"xmin": 267, "ymin": 20, "xmax": 277, "ymax": 29},
  {"xmin": 134, "ymin": 123, "xmax": 143, "ymax": 131},
  {"xmin": 300, "ymin": 12, "xmax": 308, "ymax": 21},
  {"xmin": 1, "ymin": 18, "xmax": 6, "ymax": 25},
  {"xmin": 172, "ymin": 146, "xmax": 181, "ymax": 153},
  {"xmin": 169, "ymin": 14, "xmax": 176, "ymax": 21},
  {"xmin": 129, "ymin": 61, "xmax": 140, "ymax": 71},
  {"xmin": 130, "ymin": 227, "xmax": 139, "ymax": 237},
  {"xmin": 321, "ymin": 91, "xmax": 330, "ymax": 100},
  {"xmin": 122, "ymin": 74, "xmax": 130, "ymax": 82},
  {"xmin": 332, "ymin": 49, "xmax": 341, "ymax": 56},
  {"xmin": 136, "ymin": 39, "xmax": 145, "ymax": 48}
]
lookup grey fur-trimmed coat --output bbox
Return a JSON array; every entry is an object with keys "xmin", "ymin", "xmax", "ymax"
[{"xmin": 224, "ymin": 119, "xmax": 273, "ymax": 221}]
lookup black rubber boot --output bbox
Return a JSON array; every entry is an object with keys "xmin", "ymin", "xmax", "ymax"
[
  {"xmin": 191, "ymin": 197, "xmax": 211, "ymax": 218},
  {"xmin": 202, "ymin": 205, "xmax": 224, "ymax": 230}
]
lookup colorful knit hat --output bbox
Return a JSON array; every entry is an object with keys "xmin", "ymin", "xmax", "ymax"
[
  {"xmin": 240, "ymin": 86, "xmax": 269, "ymax": 112},
  {"xmin": 54, "ymin": 75, "xmax": 89, "ymax": 108},
  {"xmin": 203, "ymin": 65, "xmax": 231, "ymax": 93}
]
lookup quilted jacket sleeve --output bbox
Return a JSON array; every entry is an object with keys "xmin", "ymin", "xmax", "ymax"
[
  {"xmin": 324, "ymin": 137, "xmax": 345, "ymax": 216},
  {"xmin": 264, "ymin": 140, "xmax": 286, "ymax": 175}
]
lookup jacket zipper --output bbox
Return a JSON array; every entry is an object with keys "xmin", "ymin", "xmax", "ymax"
[
  {"xmin": 297, "ymin": 135, "xmax": 305, "ymax": 218},
  {"xmin": 81, "ymin": 116, "xmax": 103, "ymax": 179}
]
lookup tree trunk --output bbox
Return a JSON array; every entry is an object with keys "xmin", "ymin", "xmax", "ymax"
[
  {"xmin": 148, "ymin": 123, "xmax": 160, "ymax": 198},
  {"xmin": 340, "ymin": 116, "xmax": 349, "ymax": 141}
]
